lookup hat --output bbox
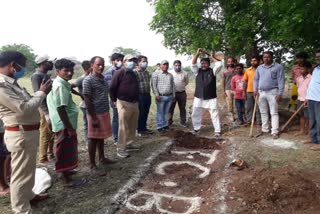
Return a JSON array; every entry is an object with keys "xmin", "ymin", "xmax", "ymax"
[
  {"xmin": 35, "ymin": 54, "xmax": 56, "ymax": 64},
  {"xmin": 160, "ymin": 60, "xmax": 169, "ymax": 65},
  {"xmin": 124, "ymin": 54, "xmax": 137, "ymax": 61}
]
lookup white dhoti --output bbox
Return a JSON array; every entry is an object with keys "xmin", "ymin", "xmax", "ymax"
[{"xmin": 191, "ymin": 97, "xmax": 221, "ymax": 133}]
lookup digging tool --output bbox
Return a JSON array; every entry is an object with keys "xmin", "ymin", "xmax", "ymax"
[
  {"xmin": 280, "ymin": 104, "xmax": 304, "ymax": 133},
  {"xmin": 249, "ymin": 95, "xmax": 258, "ymax": 137}
]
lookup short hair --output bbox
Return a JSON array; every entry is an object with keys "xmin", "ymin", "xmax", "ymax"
[
  {"xmin": 110, "ymin": 53, "xmax": 124, "ymax": 61},
  {"xmin": 156, "ymin": 63, "xmax": 160, "ymax": 66},
  {"xmin": 81, "ymin": 60, "xmax": 91, "ymax": 71},
  {"xmin": 173, "ymin": 60, "xmax": 181, "ymax": 65},
  {"xmin": 200, "ymin": 58, "xmax": 210, "ymax": 65},
  {"xmin": 263, "ymin": 51, "xmax": 274, "ymax": 58},
  {"xmin": 55, "ymin": 58, "xmax": 75, "ymax": 70},
  {"xmin": 251, "ymin": 55, "xmax": 260, "ymax": 61},
  {"xmin": 316, "ymin": 49, "xmax": 320, "ymax": 54},
  {"xmin": 227, "ymin": 56, "xmax": 237, "ymax": 63},
  {"xmin": 296, "ymin": 52, "xmax": 309, "ymax": 59},
  {"xmin": 235, "ymin": 63, "xmax": 244, "ymax": 69},
  {"xmin": 90, "ymin": 56, "xmax": 104, "ymax": 64},
  {"xmin": 301, "ymin": 61, "xmax": 312, "ymax": 68},
  {"xmin": 137, "ymin": 55, "xmax": 148, "ymax": 62},
  {"xmin": 0, "ymin": 51, "xmax": 26, "ymax": 67}
]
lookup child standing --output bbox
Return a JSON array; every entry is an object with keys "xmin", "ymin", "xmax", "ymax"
[
  {"xmin": 296, "ymin": 62, "xmax": 312, "ymax": 136},
  {"xmin": 231, "ymin": 64, "xmax": 246, "ymax": 125}
]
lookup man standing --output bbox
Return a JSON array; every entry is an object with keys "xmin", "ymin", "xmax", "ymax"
[
  {"xmin": 47, "ymin": 59, "xmax": 86, "ymax": 187},
  {"xmin": 152, "ymin": 60, "xmax": 175, "ymax": 132},
  {"xmin": 191, "ymin": 48, "xmax": 223, "ymax": 137},
  {"xmin": 109, "ymin": 55, "xmax": 139, "ymax": 158},
  {"xmin": 31, "ymin": 54, "xmax": 55, "ymax": 165},
  {"xmin": 243, "ymin": 55, "xmax": 262, "ymax": 132},
  {"xmin": 306, "ymin": 50, "xmax": 320, "ymax": 150},
  {"xmin": 222, "ymin": 57, "xmax": 237, "ymax": 122},
  {"xmin": 83, "ymin": 56, "xmax": 113, "ymax": 175},
  {"xmin": 0, "ymin": 51, "xmax": 51, "ymax": 213},
  {"xmin": 72, "ymin": 60, "xmax": 91, "ymax": 145},
  {"xmin": 169, "ymin": 60, "xmax": 189, "ymax": 127},
  {"xmin": 104, "ymin": 53, "xmax": 124, "ymax": 144},
  {"xmin": 254, "ymin": 51, "xmax": 285, "ymax": 139},
  {"xmin": 135, "ymin": 55, "xmax": 152, "ymax": 135}
]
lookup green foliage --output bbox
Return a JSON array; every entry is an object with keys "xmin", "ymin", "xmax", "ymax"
[
  {"xmin": 111, "ymin": 47, "xmax": 141, "ymax": 56},
  {"xmin": 150, "ymin": 0, "xmax": 320, "ymax": 61},
  {"xmin": 0, "ymin": 43, "xmax": 37, "ymax": 72}
]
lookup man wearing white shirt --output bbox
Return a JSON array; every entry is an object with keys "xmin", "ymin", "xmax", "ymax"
[
  {"xmin": 169, "ymin": 60, "xmax": 189, "ymax": 127},
  {"xmin": 191, "ymin": 48, "xmax": 223, "ymax": 137}
]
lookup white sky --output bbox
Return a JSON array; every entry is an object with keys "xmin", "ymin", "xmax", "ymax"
[{"xmin": 0, "ymin": 0, "xmax": 190, "ymax": 66}]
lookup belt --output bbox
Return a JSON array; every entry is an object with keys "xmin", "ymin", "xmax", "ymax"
[
  {"xmin": 159, "ymin": 93, "xmax": 172, "ymax": 96},
  {"xmin": 176, "ymin": 91, "xmax": 185, "ymax": 94},
  {"xmin": 5, "ymin": 124, "xmax": 40, "ymax": 132}
]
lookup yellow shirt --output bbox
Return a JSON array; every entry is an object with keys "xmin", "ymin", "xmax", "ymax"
[
  {"xmin": 0, "ymin": 74, "xmax": 45, "ymax": 127},
  {"xmin": 243, "ymin": 66, "xmax": 256, "ymax": 92}
]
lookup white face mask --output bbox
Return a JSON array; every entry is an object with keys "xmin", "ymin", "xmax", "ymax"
[
  {"xmin": 116, "ymin": 61, "xmax": 122, "ymax": 68},
  {"xmin": 140, "ymin": 62, "xmax": 148, "ymax": 69}
]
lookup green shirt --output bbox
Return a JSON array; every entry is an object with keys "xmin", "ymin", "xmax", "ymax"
[{"xmin": 47, "ymin": 76, "xmax": 78, "ymax": 132}]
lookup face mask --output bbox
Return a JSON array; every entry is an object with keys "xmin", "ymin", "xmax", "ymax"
[
  {"xmin": 174, "ymin": 66, "xmax": 181, "ymax": 72},
  {"xmin": 127, "ymin": 61, "xmax": 136, "ymax": 70},
  {"xmin": 13, "ymin": 67, "xmax": 26, "ymax": 79},
  {"xmin": 116, "ymin": 61, "xmax": 122, "ymax": 68},
  {"xmin": 140, "ymin": 62, "xmax": 148, "ymax": 69}
]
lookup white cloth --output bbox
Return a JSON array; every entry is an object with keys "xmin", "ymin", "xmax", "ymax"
[
  {"xmin": 191, "ymin": 97, "xmax": 221, "ymax": 132},
  {"xmin": 169, "ymin": 70, "xmax": 189, "ymax": 92},
  {"xmin": 32, "ymin": 168, "xmax": 52, "ymax": 195},
  {"xmin": 258, "ymin": 89, "xmax": 279, "ymax": 134}
]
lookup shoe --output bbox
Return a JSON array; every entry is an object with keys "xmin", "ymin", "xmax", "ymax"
[
  {"xmin": 126, "ymin": 145, "xmax": 140, "ymax": 151},
  {"xmin": 117, "ymin": 150, "xmax": 130, "ymax": 158},
  {"xmin": 30, "ymin": 193, "xmax": 49, "ymax": 204},
  {"xmin": 272, "ymin": 133, "xmax": 279, "ymax": 139},
  {"xmin": 180, "ymin": 123, "xmax": 188, "ymax": 128},
  {"xmin": 90, "ymin": 166, "xmax": 107, "ymax": 176},
  {"xmin": 214, "ymin": 132, "xmax": 221, "ymax": 138},
  {"xmin": 158, "ymin": 128, "xmax": 164, "ymax": 133},
  {"xmin": 144, "ymin": 129, "xmax": 153, "ymax": 134},
  {"xmin": 255, "ymin": 131, "xmax": 267, "ymax": 138},
  {"xmin": 113, "ymin": 140, "xmax": 118, "ymax": 145},
  {"xmin": 193, "ymin": 129, "xmax": 200, "ymax": 135},
  {"xmin": 163, "ymin": 126, "xmax": 170, "ymax": 130},
  {"xmin": 100, "ymin": 158, "xmax": 116, "ymax": 165}
]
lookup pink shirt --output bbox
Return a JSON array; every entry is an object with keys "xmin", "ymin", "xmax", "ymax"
[
  {"xmin": 296, "ymin": 74, "xmax": 311, "ymax": 101},
  {"xmin": 231, "ymin": 74, "xmax": 246, "ymax": 100}
]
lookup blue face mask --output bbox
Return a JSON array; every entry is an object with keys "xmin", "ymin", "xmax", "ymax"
[
  {"xmin": 127, "ymin": 61, "xmax": 136, "ymax": 70},
  {"xmin": 174, "ymin": 66, "xmax": 181, "ymax": 72},
  {"xmin": 141, "ymin": 62, "xmax": 148, "ymax": 69},
  {"xmin": 13, "ymin": 66, "xmax": 26, "ymax": 79}
]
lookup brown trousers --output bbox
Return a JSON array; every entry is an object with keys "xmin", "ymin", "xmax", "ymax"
[
  {"xmin": 39, "ymin": 110, "xmax": 54, "ymax": 162},
  {"xmin": 117, "ymin": 100, "xmax": 139, "ymax": 152}
]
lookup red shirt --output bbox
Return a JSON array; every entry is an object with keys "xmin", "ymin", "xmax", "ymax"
[{"xmin": 231, "ymin": 74, "xmax": 246, "ymax": 100}]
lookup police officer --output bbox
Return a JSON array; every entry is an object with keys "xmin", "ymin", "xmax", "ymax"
[{"xmin": 0, "ymin": 51, "xmax": 52, "ymax": 214}]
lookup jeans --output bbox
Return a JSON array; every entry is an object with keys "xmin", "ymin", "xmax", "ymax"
[
  {"xmin": 308, "ymin": 100, "xmax": 320, "ymax": 144},
  {"xmin": 80, "ymin": 107, "xmax": 88, "ymax": 144},
  {"xmin": 111, "ymin": 106, "xmax": 119, "ymax": 142},
  {"xmin": 156, "ymin": 95, "xmax": 173, "ymax": 129},
  {"xmin": 246, "ymin": 92, "xmax": 261, "ymax": 124},
  {"xmin": 258, "ymin": 89, "xmax": 279, "ymax": 134},
  {"xmin": 235, "ymin": 99, "xmax": 245, "ymax": 123},
  {"xmin": 138, "ymin": 94, "xmax": 151, "ymax": 132},
  {"xmin": 169, "ymin": 91, "xmax": 187, "ymax": 125}
]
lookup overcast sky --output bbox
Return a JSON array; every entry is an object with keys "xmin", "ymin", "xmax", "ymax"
[{"xmin": 0, "ymin": 0, "xmax": 190, "ymax": 65}]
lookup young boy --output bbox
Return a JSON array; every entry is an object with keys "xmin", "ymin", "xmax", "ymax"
[
  {"xmin": 47, "ymin": 59, "xmax": 87, "ymax": 187},
  {"xmin": 231, "ymin": 64, "xmax": 246, "ymax": 125},
  {"xmin": 296, "ymin": 62, "xmax": 312, "ymax": 136}
]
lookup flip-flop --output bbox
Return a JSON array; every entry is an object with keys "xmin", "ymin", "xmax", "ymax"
[
  {"xmin": 64, "ymin": 178, "xmax": 88, "ymax": 188},
  {"xmin": 0, "ymin": 188, "xmax": 10, "ymax": 196}
]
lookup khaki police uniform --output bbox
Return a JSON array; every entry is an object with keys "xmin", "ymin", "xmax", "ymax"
[{"xmin": 0, "ymin": 74, "xmax": 46, "ymax": 214}]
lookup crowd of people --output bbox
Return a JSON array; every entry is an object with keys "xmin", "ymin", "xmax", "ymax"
[{"xmin": 0, "ymin": 48, "xmax": 319, "ymax": 213}]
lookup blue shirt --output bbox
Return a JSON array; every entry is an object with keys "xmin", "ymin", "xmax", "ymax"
[
  {"xmin": 306, "ymin": 65, "xmax": 320, "ymax": 102},
  {"xmin": 254, "ymin": 63, "xmax": 285, "ymax": 96},
  {"xmin": 104, "ymin": 66, "xmax": 121, "ymax": 108}
]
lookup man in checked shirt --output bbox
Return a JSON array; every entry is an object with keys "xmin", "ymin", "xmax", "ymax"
[{"xmin": 152, "ymin": 60, "xmax": 175, "ymax": 133}]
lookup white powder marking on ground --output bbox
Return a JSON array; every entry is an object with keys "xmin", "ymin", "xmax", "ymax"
[
  {"xmin": 161, "ymin": 181, "xmax": 178, "ymax": 187},
  {"xmin": 155, "ymin": 161, "xmax": 210, "ymax": 178},
  {"xmin": 186, "ymin": 155, "xmax": 194, "ymax": 159},
  {"xmin": 171, "ymin": 150, "xmax": 220, "ymax": 165},
  {"xmin": 126, "ymin": 190, "xmax": 202, "ymax": 214},
  {"xmin": 261, "ymin": 138, "xmax": 298, "ymax": 149}
]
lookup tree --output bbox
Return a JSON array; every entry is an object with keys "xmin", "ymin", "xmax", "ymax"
[
  {"xmin": 149, "ymin": 0, "xmax": 320, "ymax": 63},
  {"xmin": 111, "ymin": 47, "xmax": 141, "ymax": 56},
  {"xmin": 0, "ymin": 43, "xmax": 37, "ymax": 72}
]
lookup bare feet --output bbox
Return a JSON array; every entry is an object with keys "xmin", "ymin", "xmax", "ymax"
[
  {"xmin": 0, "ymin": 187, "xmax": 9, "ymax": 196},
  {"xmin": 294, "ymin": 131, "xmax": 305, "ymax": 136},
  {"xmin": 310, "ymin": 144, "xmax": 320, "ymax": 151}
]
